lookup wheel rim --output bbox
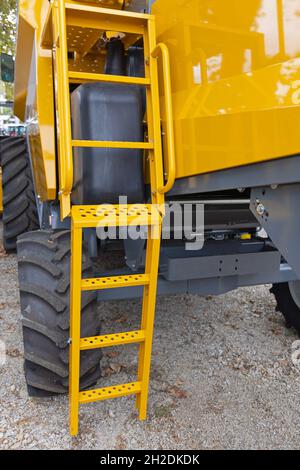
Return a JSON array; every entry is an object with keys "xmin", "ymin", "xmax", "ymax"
[{"xmin": 289, "ymin": 281, "xmax": 300, "ymax": 309}]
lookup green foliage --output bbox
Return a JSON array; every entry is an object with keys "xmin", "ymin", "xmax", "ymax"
[
  {"xmin": 0, "ymin": 0, "xmax": 17, "ymax": 56},
  {"xmin": 0, "ymin": 0, "xmax": 17, "ymax": 103}
]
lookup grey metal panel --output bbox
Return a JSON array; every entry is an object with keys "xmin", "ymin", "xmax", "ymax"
[
  {"xmin": 169, "ymin": 155, "xmax": 300, "ymax": 196},
  {"xmin": 251, "ymin": 183, "xmax": 300, "ymax": 278},
  {"xmin": 188, "ymin": 264, "xmax": 297, "ymax": 295},
  {"xmin": 164, "ymin": 250, "xmax": 280, "ymax": 281},
  {"xmin": 239, "ymin": 263, "xmax": 296, "ymax": 286},
  {"xmin": 49, "ymin": 203, "xmax": 70, "ymax": 230},
  {"xmin": 124, "ymin": 237, "xmax": 146, "ymax": 271},
  {"xmin": 98, "ymin": 278, "xmax": 188, "ymax": 301},
  {"xmin": 97, "ymin": 263, "xmax": 296, "ymax": 301},
  {"xmin": 125, "ymin": 0, "xmax": 147, "ymax": 12},
  {"xmin": 188, "ymin": 277, "xmax": 238, "ymax": 296}
]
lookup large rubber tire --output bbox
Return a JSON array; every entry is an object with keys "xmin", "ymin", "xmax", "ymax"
[
  {"xmin": 270, "ymin": 283, "xmax": 300, "ymax": 336},
  {"xmin": 17, "ymin": 230, "xmax": 102, "ymax": 396},
  {"xmin": 0, "ymin": 137, "xmax": 39, "ymax": 251}
]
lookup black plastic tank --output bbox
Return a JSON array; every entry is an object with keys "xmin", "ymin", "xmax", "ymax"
[{"xmin": 71, "ymin": 40, "xmax": 145, "ymax": 205}]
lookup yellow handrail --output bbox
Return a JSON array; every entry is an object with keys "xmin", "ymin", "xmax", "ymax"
[{"xmin": 151, "ymin": 43, "xmax": 176, "ymax": 194}]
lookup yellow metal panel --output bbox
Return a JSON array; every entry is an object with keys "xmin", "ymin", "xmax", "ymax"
[
  {"xmin": 153, "ymin": 0, "xmax": 300, "ymax": 177},
  {"xmin": 14, "ymin": 16, "xmax": 35, "ymax": 121},
  {"xmin": 68, "ymin": 0, "xmax": 127, "ymax": 9},
  {"xmin": 15, "ymin": 0, "xmax": 56, "ymax": 201}
]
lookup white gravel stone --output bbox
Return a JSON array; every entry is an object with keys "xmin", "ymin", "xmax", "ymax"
[{"xmin": 0, "ymin": 221, "xmax": 300, "ymax": 449}]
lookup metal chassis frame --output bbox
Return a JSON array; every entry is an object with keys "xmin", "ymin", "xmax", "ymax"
[
  {"xmin": 97, "ymin": 263, "xmax": 296, "ymax": 301},
  {"xmin": 169, "ymin": 154, "xmax": 300, "ymax": 196},
  {"xmin": 250, "ymin": 183, "xmax": 300, "ymax": 279},
  {"xmin": 26, "ymin": 6, "xmax": 300, "ymax": 302},
  {"xmin": 94, "ymin": 155, "xmax": 300, "ymax": 301}
]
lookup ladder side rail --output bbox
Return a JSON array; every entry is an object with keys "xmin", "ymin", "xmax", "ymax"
[
  {"xmin": 54, "ymin": 0, "xmax": 74, "ymax": 219},
  {"xmin": 69, "ymin": 225, "xmax": 83, "ymax": 436},
  {"xmin": 143, "ymin": 18, "xmax": 165, "ymax": 208},
  {"xmin": 136, "ymin": 223, "xmax": 162, "ymax": 418},
  {"xmin": 66, "ymin": 8, "xmax": 166, "ymax": 436}
]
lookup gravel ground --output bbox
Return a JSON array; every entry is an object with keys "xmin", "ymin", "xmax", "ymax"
[{"xmin": 0, "ymin": 221, "xmax": 300, "ymax": 450}]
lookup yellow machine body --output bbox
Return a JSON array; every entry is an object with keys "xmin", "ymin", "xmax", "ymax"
[
  {"xmin": 10, "ymin": 0, "xmax": 300, "ymax": 437},
  {"xmin": 153, "ymin": 0, "xmax": 300, "ymax": 179},
  {"xmin": 14, "ymin": 0, "xmax": 56, "ymax": 200},
  {"xmin": 14, "ymin": 0, "xmax": 144, "ymax": 205},
  {"xmin": 14, "ymin": 0, "xmax": 300, "ymax": 200}
]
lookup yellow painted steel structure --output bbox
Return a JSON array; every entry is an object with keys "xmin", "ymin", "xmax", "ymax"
[
  {"xmin": 153, "ymin": 0, "xmax": 300, "ymax": 178},
  {"xmin": 14, "ymin": 0, "xmax": 300, "ymax": 207},
  {"xmin": 15, "ymin": 1, "xmax": 56, "ymax": 200},
  {"xmin": 70, "ymin": 205, "xmax": 162, "ymax": 436},
  {"xmin": 11, "ymin": 0, "xmax": 300, "ymax": 435},
  {"xmin": 40, "ymin": 0, "xmax": 168, "ymax": 218},
  {"xmin": 13, "ymin": 0, "xmax": 136, "ymax": 203},
  {"xmin": 39, "ymin": 1, "xmax": 170, "ymax": 434}
]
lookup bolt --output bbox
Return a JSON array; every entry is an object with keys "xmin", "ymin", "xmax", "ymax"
[{"xmin": 256, "ymin": 203, "xmax": 265, "ymax": 216}]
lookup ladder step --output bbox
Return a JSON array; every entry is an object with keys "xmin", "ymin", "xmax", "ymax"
[
  {"xmin": 42, "ymin": 3, "xmax": 151, "ymax": 50},
  {"xmin": 69, "ymin": 71, "xmax": 150, "ymax": 86},
  {"xmin": 71, "ymin": 204, "xmax": 161, "ymax": 228},
  {"xmin": 72, "ymin": 140, "xmax": 154, "ymax": 150},
  {"xmin": 66, "ymin": 5, "xmax": 150, "ymax": 35},
  {"xmin": 80, "ymin": 330, "xmax": 146, "ymax": 350},
  {"xmin": 79, "ymin": 381, "xmax": 142, "ymax": 405},
  {"xmin": 82, "ymin": 273, "xmax": 150, "ymax": 291},
  {"xmin": 67, "ymin": 3, "xmax": 151, "ymax": 22}
]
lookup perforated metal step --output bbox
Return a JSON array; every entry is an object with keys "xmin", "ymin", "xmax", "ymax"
[
  {"xmin": 72, "ymin": 204, "xmax": 161, "ymax": 228},
  {"xmin": 81, "ymin": 274, "xmax": 150, "ymax": 291},
  {"xmin": 80, "ymin": 330, "xmax": 146, "ymax": 350},
  {"xmin": 79, "ymin": 382, "xmax": 142, "ymax": 404}
]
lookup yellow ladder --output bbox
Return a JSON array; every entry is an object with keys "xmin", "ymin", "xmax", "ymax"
[
  {"xmin": 41, "ymin": 1, "xmax": 175, "ymax": 436},
  {"xmin": 42, "ymin": 0, "xmax": 173, "ymax": 218},
  {"xmin": 70, "ymin": 204, "xmax": 162, "ymax": 436}
]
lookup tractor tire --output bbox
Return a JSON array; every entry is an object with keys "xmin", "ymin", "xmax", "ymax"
[
  {"xmin": 270, "ymin": 282, "xmax": 300, "ymax": 336},
  {"xmin": 17, "ymin": 230, "xmax": 102, "ymax": 396},
  {"xmin": 0, "ymin": 137, "xmax": 39, "ymax": 251}
]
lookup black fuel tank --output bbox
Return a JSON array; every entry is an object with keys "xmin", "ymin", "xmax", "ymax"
[{"xmin": 71, "ymin": 82, "xmax": 145, "ymax": 205}]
